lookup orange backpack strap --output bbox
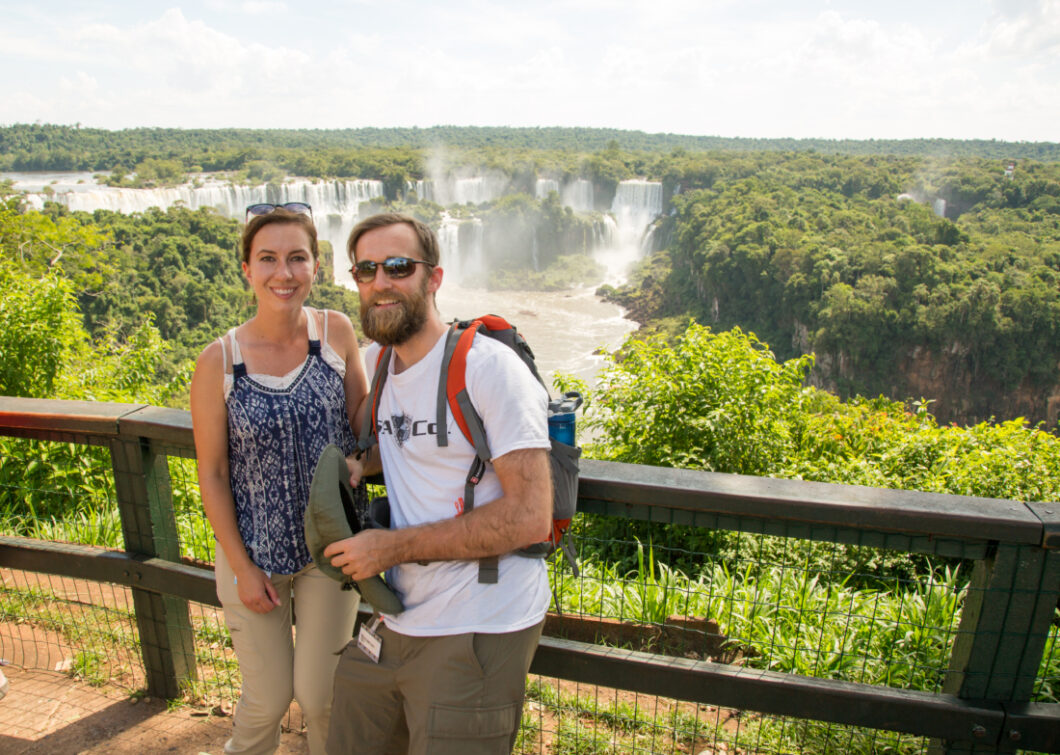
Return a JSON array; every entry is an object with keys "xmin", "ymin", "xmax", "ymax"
[
  {"xmin": 437, "ymin": 319, "xmax": 501, "ymax": 583},
  {"xmin": 439, "ymin": 321, "xmax": 492, "ymax": 462}
]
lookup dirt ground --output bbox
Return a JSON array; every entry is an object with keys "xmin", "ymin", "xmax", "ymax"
[
  {"xmin": 0, "ymin": 568, "xmax": 308, "ymax": 754},
  {"xmin": 0, "ymin": 663, "xmax": 308, "ymax": 754}
]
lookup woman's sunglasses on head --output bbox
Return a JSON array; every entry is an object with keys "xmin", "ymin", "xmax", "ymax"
[
  {"xmin": 350, "ymin": 257, "xmax": 434, "ymax": 284},
  {"xmin": 245, "ymin": 202, "xmax": 313, "ymax": 223}
]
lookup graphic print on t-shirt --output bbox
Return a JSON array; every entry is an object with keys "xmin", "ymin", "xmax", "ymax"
[
  {"xmin": 376, "ymin": 413, "xmax": 443, "ymax": 447},
  {"xmin": 392, "ymin": 413, "xmax": 411, "ymax": 445}
]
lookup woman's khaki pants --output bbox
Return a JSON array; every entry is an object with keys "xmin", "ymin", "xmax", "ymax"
[{"xmin": 216, "ymin": 547, "xmax": 359, "ymax": 755}]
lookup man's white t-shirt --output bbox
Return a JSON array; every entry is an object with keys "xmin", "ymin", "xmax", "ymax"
[{"xmin": 365, "ymin": 330, "xmax": 551, "ymax": 636}]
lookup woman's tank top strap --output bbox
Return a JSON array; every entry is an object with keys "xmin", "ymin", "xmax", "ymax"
[
  {"xmin": 219, "ymin": 328, "xmax": 246, "ymax": 378},
  {"xmin": 305, "ymin": 308, "xmax": 322, "ymax": 357}
]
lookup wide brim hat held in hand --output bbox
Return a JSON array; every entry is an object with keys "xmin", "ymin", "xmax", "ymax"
[{"xmin": 305, "ymin": 444, "xmax": 403, "ymax": 614}]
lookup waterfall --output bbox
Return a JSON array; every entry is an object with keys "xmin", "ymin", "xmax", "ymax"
[
  {"xmin": 407, "ymin": 179, "xmax": 434, "ymax": 203},
  {"xmin": 8, "ymin": 171, "xmax": 662, "ymax": 286},
  {"xmin": 407, "ymin": 176, "xmax": 511, "ymax": 206},
  {"xmin": 437, "ymin": 213, "xmax": 484, "ymax": 286},
  {"xmin": 438, "ymin": 213, "xmax": 461, "ymax": 281},
  {"xmin": 561, "ymin": 179, "xmax": 594, "ymax": 213},
  {"xmin": 535, "ymin": 179, "xmax": 560, "ymax": 199},
  {"xmin": 595, "ymin": 215, "xmax": 617, "ymax": 249},
  {"xmin": 16, "ymin": 174, "xmax": 384, "ymax": 254},
  {"xmin": 6, "ymin": 171, "xmax": 638, "ymax": 390},
  {"xmin": 595, "ymin": 179, "xmax": 663, "ymax": 282}
]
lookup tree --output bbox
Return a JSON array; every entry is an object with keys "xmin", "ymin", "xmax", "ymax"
[{"xmin": 0, "ymin": 260, "xmax": 84, "ymax": 397}]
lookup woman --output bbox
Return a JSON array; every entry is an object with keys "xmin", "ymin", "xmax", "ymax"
[{"xmin": 190, "ymin": 202, "xmax": 366, "ymax": 755}]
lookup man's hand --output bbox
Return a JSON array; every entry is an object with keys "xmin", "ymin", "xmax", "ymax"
[{"xmin": 324, "ymin": 530, "xmax": 396, "ymax": 581}]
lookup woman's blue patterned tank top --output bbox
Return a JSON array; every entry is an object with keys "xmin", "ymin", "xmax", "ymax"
[{"xmin": 226, "ymin": 330, "xmax": 357, "ymax": 575}]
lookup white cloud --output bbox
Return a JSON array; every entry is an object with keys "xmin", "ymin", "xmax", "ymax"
[
  {"xmin": 982, "ymin": 0, "xmax": 1060, "ymax": 55},
  {"xmin": 0, "ymin": 1, "xmax": 1055, "ymax": 139},
  {"xmin": 241, "ymin": 1, "xmax": 288, "ymax": 13}
]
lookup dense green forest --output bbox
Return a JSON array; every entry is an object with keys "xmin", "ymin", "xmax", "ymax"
[
  {"xmin": 3, "ymin": 126, "xmax": 1059, "ymax": 426},
  {"xmin": 3, "ymin": 123, "xmax": 1059, "ymax": 180},
  {"xmin": 608, "ymin": 151, "xmax": 1060, "ymax": 426}
]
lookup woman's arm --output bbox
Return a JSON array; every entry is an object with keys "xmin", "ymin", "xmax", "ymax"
[
  {"xmin": 190, "ymin": 339, "xmax": 280, "ymax": 613},
  {"xmin": 324, "ymin": 309, "xmax": 369, "ymax": 434},
  {"xmin": 323, "ymin": 310, "xmax": 380, "ymax": 480}
]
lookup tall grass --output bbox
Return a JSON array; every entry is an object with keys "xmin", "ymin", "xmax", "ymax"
[{"xmin": 554, "ymin": 543, "xmax": 1059, "ymax": 704}]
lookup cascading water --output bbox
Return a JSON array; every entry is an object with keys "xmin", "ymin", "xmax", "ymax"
[
  {"xmin": 535, "ymin": 178, "xmax": 560, "ymax": 199},
  {"xmin": 408, "ymin": 174, "xmax": 508, "ymax": 206},
  {"xmin": 561, "ymin": 179, "xmax": 594, "ymax": 213},
  {"xmin": 437, "ymin": 212, "xmax": 484, "ymax": 286},
  {"xmin": 7, "ymin": 169, "xmax": 643, "ymax": 388},
  {"xmin": 11, "ymin": 172, "xmax": 384, "ymax": 255},
  {"xmin": 596, "ymin": 179, "xmax": 663, "ymax": 283}
]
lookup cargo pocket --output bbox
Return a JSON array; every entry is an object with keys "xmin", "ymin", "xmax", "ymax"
[{"xmin": 426, "ymin": 702, "xmax": 518, "ymax": 755}]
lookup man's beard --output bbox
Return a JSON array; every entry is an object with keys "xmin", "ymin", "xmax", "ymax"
[{"xmin": 360, "ymin": 279, "xmax": 431, "ymax": 346}]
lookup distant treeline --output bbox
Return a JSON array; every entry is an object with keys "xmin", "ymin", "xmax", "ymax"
[{"xmin": 2, "ymin": 123, "xmax": 1059, "ymax": 176}]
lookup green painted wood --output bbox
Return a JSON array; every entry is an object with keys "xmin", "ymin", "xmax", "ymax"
[
  {"xmin": 0, "ymin": 536, "xmax": 218, "ymax": 606},
  {"xmin": 1002, "ymin": 702, "xmax": 1060, "ymax": 752},
  {"xmin": 1026, "ymin": 501, "xmax": 1060, "ymax": 549},
  {"xmin": 109, "ymin": 436, "xmax": 198, "ymax": 697},
  {"xmin": 0, "ymin": 396, "xmax": 145, "ymax": 437},
  {"xmin": 531, "ymin": 636, "xmax": 1007, "ymax": 746},
  {"xmin": 118, "ymin": 405, "xmax": 194, "ymax": 450},
  {"xmin": 944, "ymin": 547, "xmax": 1018, "ymax": 701},
  {"xmin": 578, "ymin": 459, "xmax": 1043, "ymax": 545}
]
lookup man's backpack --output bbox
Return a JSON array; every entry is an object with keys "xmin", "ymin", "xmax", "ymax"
[{"xmin": 357, "ymin": 314, "xmax": 581, "ymax": 584}]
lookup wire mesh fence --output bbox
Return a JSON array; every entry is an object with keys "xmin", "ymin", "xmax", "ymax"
[{"xmin": 1, "ymin": 406, "xmax": 1058, "ymax": 754}]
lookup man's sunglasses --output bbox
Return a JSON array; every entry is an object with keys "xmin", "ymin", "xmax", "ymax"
[
  {"xmin": 245, "ymin": 202, "xmax": 313, "ymax": 223},
  {"xmin": 350, "ymin": 257, "xmax": 434, "ymax": 284}
]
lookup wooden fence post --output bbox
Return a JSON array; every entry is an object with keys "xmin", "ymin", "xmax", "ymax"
[
  {"xmin": 931, "ymin": 542, "xmax": 1060, "ymax": 754},
  {"xmin": 110, "ymin": 436, "xmax": 197, "ymax": 699}
]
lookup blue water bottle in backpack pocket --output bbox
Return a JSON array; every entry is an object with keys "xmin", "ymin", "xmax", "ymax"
[{"xmin": 547, "ymin": 391, "xmax": 583, "ymax": 446}]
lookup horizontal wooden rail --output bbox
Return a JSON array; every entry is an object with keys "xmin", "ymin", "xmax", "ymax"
[
  {"xmin": 2, "ymin": 396, "xmax": 1053, "ymax": 550},
  {"xmin": 0, "ymin": 535, "xmax": 218, "ymax": 607},
  {"xmin": 532, "ymin": 638, "xmax": 1010, "ymax": 748}
]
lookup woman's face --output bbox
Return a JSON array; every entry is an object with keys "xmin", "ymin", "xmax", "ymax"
[{"xmin": 242, "ymin": 222, "xmax": 319, "ymax": 311}]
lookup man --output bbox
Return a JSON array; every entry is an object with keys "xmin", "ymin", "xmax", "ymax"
[{"xmin": 324, "ymin": 212, "xmax": 552, "ymax": 755}]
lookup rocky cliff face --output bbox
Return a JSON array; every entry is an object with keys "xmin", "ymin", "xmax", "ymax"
[{"xmin": 810, "ymin": 340, "xmax": 1060, "ymax": 429}]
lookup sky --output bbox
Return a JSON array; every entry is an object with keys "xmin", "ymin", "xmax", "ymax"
[{"xmin": 1, "ymin": 0, "xmax": 1058, "ymax": 142}]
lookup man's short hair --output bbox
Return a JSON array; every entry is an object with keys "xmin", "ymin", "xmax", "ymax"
[{"xmin": 346, "ymin": 213, "xmax": 440, "ymax": 267}]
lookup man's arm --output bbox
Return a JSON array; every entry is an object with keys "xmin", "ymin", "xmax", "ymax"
[{"xmin": 324, "ymin": 447, "xmax": 551, "ymax": 581}]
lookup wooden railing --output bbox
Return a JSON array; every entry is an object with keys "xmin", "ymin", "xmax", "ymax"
[{"xmin": 0, "ymin": 396, "xmax": 1057, "ymax": 754}]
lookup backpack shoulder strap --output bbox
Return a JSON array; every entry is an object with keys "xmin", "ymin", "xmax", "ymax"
[
  {"xmin": 438, "ymin": 321, "xmax": 491, "ymax": 463},
  {"xmin": 357, "ymin": 346, "xmax": 392, "ymax": 455},
  {"xmin": 437, "ymin": 319, "xmax": 500, "ymax": 583}
]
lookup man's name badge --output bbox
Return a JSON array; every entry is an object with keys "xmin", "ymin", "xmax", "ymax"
[{"xmin": 357, "ymin": 615, "xmax": 383, "ymax": 663}]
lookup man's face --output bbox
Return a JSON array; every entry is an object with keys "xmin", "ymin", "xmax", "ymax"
[{"xmin": 354, "ymin": 223, "xmax": 435, "ymax": 346}]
